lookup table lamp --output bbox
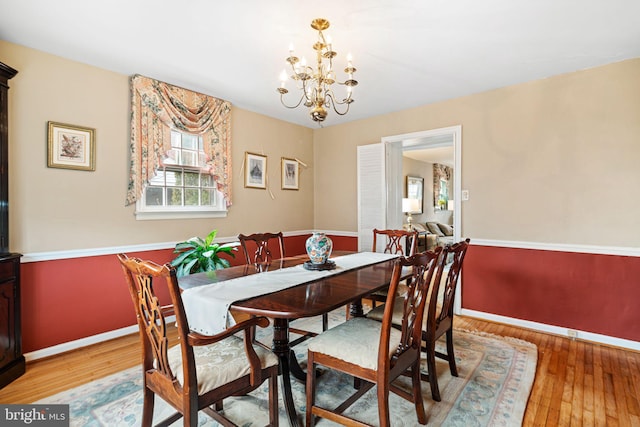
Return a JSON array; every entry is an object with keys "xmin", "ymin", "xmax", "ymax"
[{"xmin": 402, "ymin": 198, "xmax": 421, "ymax": 229}]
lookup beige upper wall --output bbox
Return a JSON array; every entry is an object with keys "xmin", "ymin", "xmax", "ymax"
[
  {"xmin": 3, "ymin": 39, "xmax": 638, "ymax": 251},
  {"xmin": 1, "ymin": 40, "xmax": 314, "ymax": 253},
  {"xmin": 314, "ymin": 58, "xmax": 640, "ymax": 248}
]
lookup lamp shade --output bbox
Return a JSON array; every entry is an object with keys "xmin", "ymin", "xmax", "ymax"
[{"xmin": 402, "ymin": 198, "xmax": 421, "ymax": 213}]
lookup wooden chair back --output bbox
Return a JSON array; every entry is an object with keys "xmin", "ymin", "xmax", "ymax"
[
  {"xmin": 428, "ymin": 238, "xmax": 470, "ymax": 333},
  {"xmin": 365, "ymin": 228, "xmax": 419, "ymax": 309},
  {"xmin": 372, "ymin": 228, "xmax": 418, "ymax": 256},
  {"xmin": 385, "ymin": 248, "xmax": 444, "ymax": 367},
  {"xmin": 238, "ymin": 232, "xmax": 285, "ymax": 265},
  {"xmin": 118, "ymin": 254, "xmax": 185, "ymax": 392},
  {"xmin": 421, "ymin": 238, "xmax": 470, "ymax": 401}
]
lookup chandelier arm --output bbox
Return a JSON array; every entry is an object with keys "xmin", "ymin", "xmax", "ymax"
[
  {"xmin": 279, "ymin": 92, "xmax": 307, "ymax": 109},
  {"xmin": 325, "ymin": 88, "xmax": 353, "ymax": 106},
  {"xmin": 325, "ymin": 92, "xmax": 351, "ymax": 116}
]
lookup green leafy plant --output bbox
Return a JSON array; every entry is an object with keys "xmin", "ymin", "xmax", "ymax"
[{"xmin": 170, "ymin": 229, "xmax": 239, "ymax": 277}]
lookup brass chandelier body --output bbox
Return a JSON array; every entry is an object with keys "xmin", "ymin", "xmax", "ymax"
[{"xmin": 277, "ymin": 18, "xmax": 358, "ymax": 122}]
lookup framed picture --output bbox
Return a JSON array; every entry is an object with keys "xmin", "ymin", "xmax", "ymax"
[
  {"xmin": 406, "ymin": 175, "xmax": 424, "ymax": 213},
  {"xmin": 281, "ymin": 157, "xmax": 299, "ymax": 190},
  {"xmin": 47, "ymin": 121, "xmax": 96, "ymax": 171},
  {"xmin": 245, "ymin": 152, "xmax": 267, "ymax": 189}
]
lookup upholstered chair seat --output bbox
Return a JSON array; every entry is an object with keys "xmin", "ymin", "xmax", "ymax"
[
  {"xmin": 307, "ymin": 317, "xmax": 402, "ymax": 370},
  {"xmin": 167, "ymin": 337, "xmax": 278, "ymax": 395},
  {"xmin": 366, "ymin": 281, "xmax": 445, "ymax": 326}
]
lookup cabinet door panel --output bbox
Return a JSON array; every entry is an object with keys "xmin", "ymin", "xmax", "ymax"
[{"xmin": 0, "ymin": 281, "xmax": 16, "ymax": 370}]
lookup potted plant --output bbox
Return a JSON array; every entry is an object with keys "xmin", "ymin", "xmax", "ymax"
[{"xmin": 171, "ymin": 229, "xmax": 239, "ymax": 277}]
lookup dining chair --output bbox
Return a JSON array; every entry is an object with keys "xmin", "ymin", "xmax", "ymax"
[
  {"xmin": 305, "ymin": 249, "xmax": 442, "ymax": 426},
  {"xmin": 366, "ymin": 238, "xmax": 470, "ymax": 401},
  {"xmin": 117, "ymin": 254, "xmax": 279, "ymax": 427},
  {"xmin": 238, "ymin": 232, "xmax": 285, "ymax": 266},
  {"xmin": 363, "ymin": 228, "xmax": 419, "ymax": 310},
  {"xmin": 372, "ymin": 228, "xmax": 419, "ymax": 256},
  {"xmin": 239, "ymin": 231, "xmax": 330, "ymax": 334}
]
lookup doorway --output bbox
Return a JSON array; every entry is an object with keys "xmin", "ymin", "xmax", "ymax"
[
  {"xmin": 380, "ymin": 126, "xmax": 462, "ymax": 313},
  {"xmin": 355, "ymin": 126, "xmax": 462, "ymax": 312},
  {"xmin": 382, "ymin": 125, "xmax": 461, "ymax": 241}
]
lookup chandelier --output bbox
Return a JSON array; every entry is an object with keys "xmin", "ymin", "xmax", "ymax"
[{"xmin": 277, "ymin": 18, "xmax": 358, "ymax": 122}]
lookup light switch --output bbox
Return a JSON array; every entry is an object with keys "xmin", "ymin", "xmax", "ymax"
[{"xmin": 461, "ymin": 190, "xmax": 469, "ymax": 201}]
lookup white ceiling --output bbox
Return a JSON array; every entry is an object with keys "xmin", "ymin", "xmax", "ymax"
[{"xmin": 2, "ymin": 0, "xmax": 639, "ymax": 129}]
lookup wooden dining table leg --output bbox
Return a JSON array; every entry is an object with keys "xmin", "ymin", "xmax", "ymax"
[
  {"xmin": 349, "ymin": 298, "xmax": 365, "ymax": 389},
  {"xmin": 349, "ymin": 297, "xmax": 364, "ymax": 318},
  {"xmin": 272, "ymin": 318, "xmax": 301, "ymax": 427}
]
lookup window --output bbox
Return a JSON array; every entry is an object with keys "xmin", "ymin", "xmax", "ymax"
[{"xmin": 135, "ymin": 131, "xmax": 227, "ymax": 220}]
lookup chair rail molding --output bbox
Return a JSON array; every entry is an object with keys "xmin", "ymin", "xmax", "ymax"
[
  {"xmin": 20, "ymin": 230, "xmax": 360, "ymax": 263},
  {"xmin": 470, "ymin": 238, "xmax": 640, "ymax": 257}
]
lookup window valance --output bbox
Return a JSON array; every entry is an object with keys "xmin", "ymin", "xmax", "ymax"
[{"xmin": 126, "ymin": 75, "xmax": 232, "ymax": 206}]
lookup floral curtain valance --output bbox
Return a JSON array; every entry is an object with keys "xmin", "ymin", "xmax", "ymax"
[{"xmin": 126, "ymin": 74, "xmax": 232, "ymax": 206}]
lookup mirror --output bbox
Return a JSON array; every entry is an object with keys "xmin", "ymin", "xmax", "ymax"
[{"xmin": 406, "ymin": 176, "xmax": 424, "ymax": 213}]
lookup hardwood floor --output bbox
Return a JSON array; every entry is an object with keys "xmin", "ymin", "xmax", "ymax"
[{"xmin": 1, "ymin": 317, "xmax": 639, "ymax": 426}]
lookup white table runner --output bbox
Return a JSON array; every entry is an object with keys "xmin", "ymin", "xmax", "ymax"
[{"xmin": 182, "ymin": 252, "xmax": 399, "ymax": 335}]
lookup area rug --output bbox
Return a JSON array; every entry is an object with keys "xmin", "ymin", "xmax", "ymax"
[{"xmin": 36, "ymin": 314, "xmax": 537, "ymax": 426}]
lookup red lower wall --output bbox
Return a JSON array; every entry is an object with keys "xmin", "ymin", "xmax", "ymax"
[
  {"xmin": 462, "ymin": 245, "xmax": 640, "ymax": 342},
  {"xmin": 20, "ymin": 233, "xmax": 357, "ymax": 353},
  {"xmin": 21, "ymin": 238, "xmax": 639, "ymax": 353}
]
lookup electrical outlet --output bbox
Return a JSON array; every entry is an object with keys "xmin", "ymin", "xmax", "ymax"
[
  {"xmin": 461, "ymin": 190, "xmax": 469, "ymax": 201},
  {"xmin": 567, "ymin": 329, "xmax": 578, "ymax": 340}
]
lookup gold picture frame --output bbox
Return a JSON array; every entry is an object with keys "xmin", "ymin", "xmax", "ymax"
[
  {"xmin": 47, "ymin": 121, "xmax": 96, "ymax": 171},
  {"xmin": 245, "ymin": 152, "xmax": 267, "ymax": 189},
  {"xmin": 281, "ymin": 157, "xmax": 299, "ymax": 190}
]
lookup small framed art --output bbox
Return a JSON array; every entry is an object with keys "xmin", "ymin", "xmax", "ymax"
[
  {"xmin": 281, "ymin": 157, "xmax": 299, "ymax": 190},
  {"xmin": 47, "ymin": 121, "xmax": 96, "ymax": 171},
  {"xmin": 245, "ymin": 152, "xmax": 267, "ymax": 189}
]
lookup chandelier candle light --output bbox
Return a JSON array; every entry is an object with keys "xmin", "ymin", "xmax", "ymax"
[{"xmin": 277, "ymin": 18, "xmax": 358, "ymax": 122}]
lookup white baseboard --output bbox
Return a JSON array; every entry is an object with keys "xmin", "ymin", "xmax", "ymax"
[
  {"xmin": 461, "ymin": 308, "xmax": 640, "ymax": 352},
  {"xmin": 24, "ymin": 316, "xmax": 176, "ymax": 362},
  {"xmin": 25, "ymin": 325, "xmax": 138, "ymax": 361}
]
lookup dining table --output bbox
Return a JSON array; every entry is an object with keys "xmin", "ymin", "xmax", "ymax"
[{"xmin": 178, "ymin": 251, "xmax": 408, "ymax": 427}]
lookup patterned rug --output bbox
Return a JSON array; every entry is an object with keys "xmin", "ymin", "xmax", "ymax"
[{"xmin": 36, "ymin": 314, "xmax": 537, "ymax": 426}]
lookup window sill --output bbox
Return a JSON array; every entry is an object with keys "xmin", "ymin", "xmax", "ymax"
[{"xmin": 134, "ymin": 209, "xmax": 228, "ymax": 221}]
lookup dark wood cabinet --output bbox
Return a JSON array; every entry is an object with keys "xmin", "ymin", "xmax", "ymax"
[
  {"xmin": 0, "ymin": 62, "xmax": 17, "ymax": 253},
  {"xmin": 0, "ymin": 61, "xmax": 24, "ymax": 388},
  {"xmin": 0, "ymin": 255, "xmax": 23, "ymax": 388}
]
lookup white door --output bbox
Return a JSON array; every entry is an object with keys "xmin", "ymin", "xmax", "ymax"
[{"xmin": 357, "ymin": 144, "xmax": 386, "ymax": 252}]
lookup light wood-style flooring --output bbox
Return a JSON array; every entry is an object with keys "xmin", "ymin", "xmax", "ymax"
[{"xmin": 1, "ymin": 316, "xmax": 639, "ymax": 426}]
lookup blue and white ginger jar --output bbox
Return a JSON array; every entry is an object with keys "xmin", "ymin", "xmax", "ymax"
[{"xmin": 306, "ymin": 232, "xmax": 333, "ymax": 264}]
